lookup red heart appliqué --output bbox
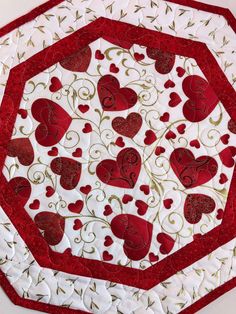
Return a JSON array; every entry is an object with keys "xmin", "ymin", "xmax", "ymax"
[
  {"xmin": 96, "ymin": 148, "xmax": 141, "ymax": 189},
  {"xmin": 112, "ymin": 112, "xmax": 142, "ymax": 138},
  {"xmin": 184, "ymin": 194, "xmax": 216, "ymax": 224},
  {"xmin": 111, "ymin": 214, "xmax": 153, "ymax": 260},
  {"xmin": 97, "ymin": 75, "xmax": 137, "ymax": 111},
  {"xmin": 51, "ymin": 157, "xmax": 82, "ymax": 190},
  {"xmin": 32, "ymin": 98, "xmax": 72, "ymax": 147},
  {"xmin": 146, "ymin": 47, "xmax": 175, "ymax": 74},
  {"xmin": 49, "ymin": 77, "xmax": 62, "ymax": 92},
  {"xmin": 34, "ymin": 212, "xmax": 65, "ymax": 246},
  {"xmin": 4, "ymin": 177, "xmax": 31, "ymax": 208},
  {"xmin": 156, "ymin": 233, "xmax": 175, "ymax": 255},
  {"xmin": 59, "ymin": 46, "xmax": 92, "ymax": 72},
  {"xmin": 182, "ymin": 75, "xmax": 219, "ymax": 122},
  {"xmin": 170, "ymin": 148, "xmax": 218, "ymax": 188},
  {"xmin": 7, "ymin": 138, "xmax": 34, "ymax": 166}
]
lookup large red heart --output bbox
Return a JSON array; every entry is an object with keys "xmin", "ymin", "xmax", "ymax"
[
  {"xmin": 34, "ymin": 212, "xmax": 65, "ymax": 246},
  {"xmin": 50, "ymin": 157, "xmax": 81, "ymax": 190},
  {"xmin": 4, "ymin": 177, "xmax": 31, "ymax": 208},
  {"xmin": 182, "ymin": 75, "xmax": 219, "ymax": 122},
  {"xmin": 31, "ymin": 98, "xmax": 72, "ymax": 147},
  {"xmin": 97, "ymin": 75, "xmax": 137, "ymax": 111},
  {"xmin": 112, "ymin": 112, "xmax": 142, "ymax": 138},
  {"xmin": 184, "ymin": 194, "xmax": 216, "ymax": 224},
  {"xmin": 146, "ymin": 47, "xmax": 175, "ymax": 74},
  {"xmin": 111, "ymin": 214, "xmax": 153, "ymax": 261},
  {"xmin": 170, "ymin": 148, "xmax": 218, "ymax": 188},
  {"xmin": 7, "ymin": 138, "xmax": 34, "ymax": 166},
  {"xmin": 59, "ymin": 46, "xmax": 92, "ymax": 72},
  {"xmin": 96, "ymin": 148, "xmax": 141, "ymax": 188}
]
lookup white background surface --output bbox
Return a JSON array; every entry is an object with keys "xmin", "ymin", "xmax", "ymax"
[{"xmin": 0, "ymin": 0, "xmax": 236, "ymax": 313}]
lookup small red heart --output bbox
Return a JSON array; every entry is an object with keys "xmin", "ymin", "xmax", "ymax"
[
  {"xmin": 82, "ymin": 123, "xmax": 92, "ymax": 133},
  {"xmin": 176, "ymin": 66, "xmax": 185, "ymax": 77},
  {"xmin": 135, "ymin": 200, "xmax": 148, "ymax": 216},
  {"xmin": 164, "ymin": 79, "xmax": 175, "ymax": 89},
  {"xmin": 228, "ymin": 119, "xmax": 236, "ymax": 134},
  {"xmin": 110, "ymin": 63, "xmax": 119, "ymax": 73},
  {"xmin": 177, "ymin": 123, "xmax": 186, "ymax": 134},
  {"xmin": 49, "ymin": 77, "xmax": 62, "ymax": 92},
  {"xmin": 216, "ymin": 208, "xmax": 224, "ymax": 220},
  {"xmin": 103, "ymin": 250, "xmax": 113, "ymax": 261},
  {"xmin": 115, "ymin": 136, "xmax": 125, "ymax": 147},
  {"xmin": 220, "ymin": 134, "xmax": 230, "ymax": 145},
  {"xmin": 163, "ymin": 198, "xmax": 173, "ymax": 209},
  {"xmin": 219, "ymin": 173, "xmax": 228, "ymax": 184},
  {"xmin": 80, "ymin": 185, "xmax": 91, "ymax": 195},
  {"xmin": 155, "ymin": 146, "xmax": 165, "ymax": 156},
  {"xmin": 68, "ymin": 200, "xmax": 84, "ymax": 213},
  {"xmin": 73, "ymin": 219, "xmax": 83, "ymax": 230},
  {"xmin": 190, "ymin": 139, "xmax": 200, "ymax": 149},
  {"xmin": 157, "ymin": 233, "xmax": 175, "ymax": 255},
  {"xmin": 60, "ymin": 46, "xmax": 92, "ymax": 72},
  {"xmin": 169, "ymin": 92, "xmax": 182, "ymax": 107},
  {"xmin": 46, "ymin": 186, "xmax": 55, "ymax": 197},
  {"xmin": 149, "ymin": 252, "xmax": 159, "ymax": 263},
  {"xmin": 219, "ymin": 146, "xmax": 236, "ymax": 168},
  {"xmin": 112, "ymin": 112, "xmax": 142, "ymax": 139},
  {"xmin": 18, "ymin": 109, "xmax": 28, "ymax": 119},
  {"xmin": 122, "ymin": 194, "xmax": 133, "ymax": 204},
  {"xmin": 160, "ymin": 112, "xmax": 170, "ymax": 122},
  {"xmin": 134, "ymin": 52, "xmax": 145, "ymax": 61},
  {"xmin": 95, "ymin": 50, "xmax": 104, "ymax": 60},
  {"xmin": 103, "ymin": 205, "xmax": 113, "ymax": 216},
  {"xmin": 104, "ymin": 235, "xmax": 113, "ymax": 247},
  {"xmin": 140, "ymin": 185, "xmax": 150, "ymax": 195},
  {"xmin": 48, "ymin": 147, "xmax": 58, "ymax": 156},
  {"xmin": 165, "ymin": 130, "xmax": 176, "ymax": 140},
  {"xmin": 72, "ymin": 148, "xmax": 82, "ymax": 158},
  {"xmin": 29, "ymin": 199, "xmax": 40, "ymax": 210},
  {"xmin": 7, "ymin": 138, "xmax": 34, "ymax": 166},
  {"xmin": 78, "ymin": 104, "xmax": 89, "ymax": 113},
  {"xmin": 144, "ymin": 130, "xmax": 157, "ymax": 145}
]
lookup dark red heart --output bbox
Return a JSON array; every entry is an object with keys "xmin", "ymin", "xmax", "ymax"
[
  {"xmin": 219, "ymin": 146, "xmax": 236, "ymax": 168},
  {"xmin": 165, "ymin": 130, "xmax": 176, "ymax": 140},
  {"xmin": 134, "ymin": 53, "xmax": 145, "ymax": 61},
  {"xmin": 48, "ymin": 147, "xmax": 58, "ymax": 157},
  {"xmin": 170, "ymin": 148, "xmax": 218, "ymax": 188},
  {"xmin": 164, "ymin": 80, "xmax": 175, "ymax": 89},
  {"xmin": 96, "ymin": 148, "xmax": 141, "ymax": 189},
  {"xmin": 97, "ymin": 75, "xmax": 137, "ymax": 111},
  {"xmin": 32, "ymin": 98, "xmax": 72, "ymax": 147},
  {"xmin": 140, "ymin": 185, "xmax": 150, "ymax": 195},
  {"xmin": 29, "ymin": 199, "xmax": 40, "ymax": 210},
  {"xmin": 155, "ymin": 146, "xmax": 165, "ymax": 156},
  {"xmin": 115, "ymin": 137, "xmax": 125, "ymax": 147},
  {"xmin": 103, "ymin": 205, "xmax": 113, "ymax": 216},
  {"xmin": 135, "ymin": 200, "xmax": 148, "ymax": 215},
  {"xmin": 4, "ymin": 177, "xmax": 31, "ymax": 207},
  {"xmin": 169, "ymin": 92, "xmax": 182, "ymax": 107},
  {"xmin": 111, "ymin": 214, "xmax": 153, "ymax": 261},
  {"xmin": 95, "ymin": 50, "xmax": 104, "ymax": 60},
  {"xmin": 46, "ymin": 186, "xmax": 55, "ymax": 197},
  {"xmin": 73, "ymin": 219, "xmax": 83, "ymax": 230},
  {"xmin": 78, "ymin": 104, "xmax": 89, "ymax": 113},
  {"xmin": 49, "ymin": 77, "xmax": 62, "ymax": 92},
  {"xmin": 146, "ymin": 47, "xmax": 175, "ymax": 74},
  {"xmin": 103, "ymin": 251, "xmax": 113, "ymax": 261},
  {"xmin": 18, "ymin": 109, "xmax": 28, "ymax": 119},
  {"xmin": 7, "ymin": 138, "xmax": 34, "ymax": 166},
  {"xmin": 68, "ymin": 200, "xmax": 84, "ymax": 213},
  {"xmin": 190, "ymin": 139, "xmax": 200, "ymax": 149},
  {"xmin": 184, "ymin": 194, "xmax": 216, "ymax": 224},
  {"xmin": 163, "ymin": 198, "xmax": 173, "ymax": 209},
  {"xmin": 104, "ymin": 235, "xmax": 113, "ymax": 247},
  {"xmin": 34, "ymin": 212, "xmax": 65, "ymax": 245},
  {"xmin": 51, "ymin": 157, "xmax": 81, "ymax": 190},
  {"xmin": 122, "ymin": 194, "xmax": 133, "ymax": 204},
  {"xmin": 112, "ymin": 112, "xmax": 142, "ymax": 138},
  {"xmin": 110, "ymin": 63, "xmax": 119, "ymax": 73},
  {"xmin": 80, "ymin": 185, "xmax": 91, "ymax": 195},
  {"xmin": 160, "ymin": 112, "xmax": 169, "ymax": 122},
  {"xmin": 177, "ymin": 123, "xmax": 186, "ymax": 134},
  {"xmin": 176, "ymin": 66, "xmax": 185, "ymax": 77},
  {"xmin": 182, "ymin": 75, "xmax": 219, "ymax": 122},
  {"xmin": 157, "ymin": 233, "xmax": 175, "ymax": 255},
  {"xmin": 228, "ymin": 119, "xmax": 236, "ymax": 134},
  {"xmin": 72, "ymin": 148, "xmax": 82, "ymax": 158},
  {"xmin": 59, "ymin": 46, "xmax": 92, "ymax": 72},
  {"xmin": 220, "ymin": 134, "xmax": 230, "ymax": 145},
  {"xmin": 219, "ymin": 173, "xmax": 228, "ymax": 184},
  {"xmin": 144, "ymin": 130, "xmax": 157, "ymax": 145},
  {"xmin": 82, "ymin": 123, "xmax": 92, "ymax": 133}
]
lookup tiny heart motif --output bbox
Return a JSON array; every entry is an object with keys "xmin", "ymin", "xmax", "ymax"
[
  {"xmin": 160, "ymin": 112, "xmax": 170, "ymax": 122},
  {"xmin": 78, "ymin": 104, "xmax": 89, "ymax": 113},
  {"xmin": 103, "ymin": 251, "xmax": 113, "ymax": 261},
  {"xmin": 7, "ymin": 138, "xmax": 34, "ymax": 166},
  {"xmin": 164, "ymin": 80, "xmax": 175, "ymax": 89},
  {"xmin": 216, "ymin": 208, "xmax": 224, "ymax": 220},
  {"xmin": 18, "ymin": 109, "xmax": 28, "ymax": 119},
  {"xmin": 111, "ymin": 214, "xmax": 153, "ymax": 260},
  {"xmin": 140, "ymin": 185, "xmax": 150, "ymax": 195},
  {"xmin": 190, "ymin": 139, "xmax": 200, "ymax": 149},
  {"xmin": 156, "ymin": 233, "xmax": 175, "ymax": 255},
  {"xmin": 163, "ymin": 198, "xmax": 173, "ymax": 209},
  {"xmin": 144, "ymin": 130, "xmax": 157, "ymax": 145},
  {"xmin": 51, "ymin": 157, "xmax": 81, "ymax": 190},
  {"xmin": 59, "ymin": 46, "xmax": 92, "ymax": 72},
  {"xmin": 184, "ymin": 194, "xmax": 216, "ymax": 224},
  {"xmin": 134, "ymin": 52, "xmax": 145, "ymax": 61},
  {"xmin": 73, "ymin": 219, "xmax": 83, "ymax": 230},
  {"xmin": 228, "ymin": 119, "xmax": 236, "ymax": 134},
  {"xmin": 32, "ymin": 98, "xmax": 72, "ymax": 147},
  {"xmin": 219, "ymin": 146, "xmax": 236, "ymax": 168},
  {"xmin": 80, "ymin": 185, "xmax": 91, "ymax": 195},
  {"xmin": 112, "ymin": 112, "xmax": 142, "ymax": 138},
  {"xmin": 176, "ymin": 67, "xmax": 185, "ymax": 77},
  {"xmin": 82, "ymin": 123, "xmax": 92, "ymax": 133},
  {"xmin": 104, "ymin": 235, "xmax": 113, "ymax": 247},
  {"xmin": 4, "ymin": 177, "xmax": 31, "ymax": 207},
  {"xmin": 46, "ymin": 186, "xmax": 55, "ymax": 197},
  {"xmin": 182, "ymin": 75, "xmax": 219, "ymax": 122},
  {"xmin": 29, "ymin": 199, "xmax": 40, "ymax": 210},
  {"xmin": 135, "ymin": 200, "xmax": 148, "ymax": 215},
  {"xmin": 219, "ymin": 173, "xmax": 228, "ymax": 184},
  {"xmin": 48, "ymin": 147, "xmax": 58, "ymax": 156},
  {"xmin": 115, "ymin": 137, "xmax": 125, "ymax": 147},
  {"xmin": 49, "ymin": 77, "xmax": 62, "ymax": 92},
  {"xmin": 34, "ymin": 212, "xmax": 65, "ymax": 245},
  {"xmin": 165, "ymin": 130, "xmax": 176, "ymax": 140},
  {"xmin": 149, "ymin": 252, "xmax": 159, "ymax": 263},
  {"xmin": 110, "ymin": 63, "xmax": 119, "ymax": 73},
  {"xmin": 177, "ymin": 123, "xmax": 186, "ymax": 134},
  {"xmin": 155, "ymin": 146, "xmax": 165, "ymax": 156},
  {"xmin": 95, "ymin": 49, "xmax": 104, "ymax": 60},
  {"xmin": 122, "ymin": 194, "xmax": 133, "ymax": 204},
  {"xmin": 103, "ymin": 205, "xmax": 113, "ymax": 216},
  {"xmin": 97, "ymin": 75, "xmax": 137, "ymax": 111},
  {"xmin": 146, "ymin": 47, "xmax": 176, "ymax": 74},
  {"xmin": 96, "ymin": 148, "xmax": 141, "ymax": 189},
  {"xmin": 170, "ymin": 148, "xmax": 218, "ymax": 188},
  {"xmin": 169, "ymin": 92, "xmax": 182, "ymax": 107},
  {"xmin": 220, "ymin": 134, "xmax": 230, "ymax": 145},
  {"xmin": 72, "ymin": 148, "xmax": 82, "ymax": 158},
  {"xmin": 68, "ymin": 200, "xmax": 84, "ymax": 213}
]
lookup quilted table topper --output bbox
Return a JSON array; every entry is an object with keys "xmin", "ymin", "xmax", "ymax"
[{"xmin": 0, "ymin": 0, "xmax": 236, "ymax": 313}]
